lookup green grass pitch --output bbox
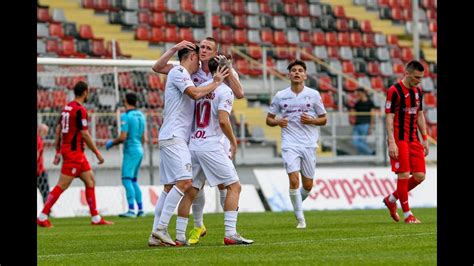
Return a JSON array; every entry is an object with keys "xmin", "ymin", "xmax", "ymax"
[{"xmin": 38, "ymin": 208, "xmax": 436, "ymax": 265}]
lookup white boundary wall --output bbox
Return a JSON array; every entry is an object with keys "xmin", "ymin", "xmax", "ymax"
[
  {"xmin": 254, "ymin": 167, "xmax": 437, "ymax": 211},
  {"xmin": 37, "ymin": 185, "xmax": 264, "ymax": 218}
]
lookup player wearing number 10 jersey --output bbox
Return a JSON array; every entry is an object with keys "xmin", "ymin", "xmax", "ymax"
[
  {"xmin": 173, "ymin": 58, "xmax": 254, "ymax": 246},
  {"xmin": 37, "ymin": 81, "xmax": 113, "ymax": 227}
]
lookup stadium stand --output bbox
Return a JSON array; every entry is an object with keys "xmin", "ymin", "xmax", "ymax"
[{"xmin": 38, "ymin": 0, "xmax": 437, "ymax": 148}]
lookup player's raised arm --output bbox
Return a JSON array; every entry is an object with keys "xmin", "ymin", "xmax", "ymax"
[
  {"xmin": 81, "ymin": 129, "xmax": 104, "ymax": 164},
  {"xmin": 215, "ymin": 55, "xmax": 244, "ymax": 99},
  {"xmin": 184, "ymin": 66, "xmax": 229, "ymax": 99},
  {"xmin": 152, "ymin": 41, "xmax": 196, "ymax": 74}
]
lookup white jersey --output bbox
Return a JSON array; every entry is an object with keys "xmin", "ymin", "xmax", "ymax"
[
  {"xmin": 173, "ymin": 62, "xmax": 240, "ymax": 87},
  {"xmin": 189, "ymin": 79, "xmax": 234, "ymax": 151},
  {"xmin": 159, "ymin": 65, "xmax": 195, "ymax": 141},
  {"xmin": 268, "ymin": 86, "xmax": 327, "ymax": 148}
]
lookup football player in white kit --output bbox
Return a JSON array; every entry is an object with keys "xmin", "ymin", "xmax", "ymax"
[
  {"xmin": 266, "ymin": 60, "xmax": 327, "ymax": 229},
  {"xmin": 174, "ymin": 58, "xmax": 253, "ymax": 246},
  {"xmin": 150, "ymin": 37, "xmax": 244, "ymax": 246},
  {"xmin": 150, "ymin": 46, "xmax": 229, "ymax": 246}
]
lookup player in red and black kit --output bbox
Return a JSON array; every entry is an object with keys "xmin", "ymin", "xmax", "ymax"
[
  {"xmin": 382, "ymin": 60, "xmax": 429, "ymax": 224},
  {"xmin": 37, "ymin": 81, "xmax": 113, "ymax": 227}
]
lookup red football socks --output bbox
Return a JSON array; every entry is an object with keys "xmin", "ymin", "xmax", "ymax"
[
  {"xmin": 86, "ymin": 187, "xmax": 99, "ymax": 216},
  {"xmin": 397, "ymin": 178, "xmax": 410, "ymax": 212},
  {"xmin": 392, "ymin": 176, "xmax": 422, "ymax": 200},
  {"xmin": 41, "ymin": 185, "xmax": 63, "ymax": 215}
]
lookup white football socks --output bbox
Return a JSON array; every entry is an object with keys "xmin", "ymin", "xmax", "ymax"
[
  {"xmin": 300, "ymin": 187, "xmax": 311, "ymax": 201},
  {"xmin": 219, "ymin": 189, "xmax": 227, "ymax": 209},
  {"xmin": 192, "ymin": 189, "xmax": 205, "ymax": 228},
  {"xmin": 38, "ymin": 212, "xmax": 48, "ymax": 222},
  {"xmin": 157, "ymin": 186, "xmax": 184, "ymax": 230},
  {"xmin": 289, "ymin": 188, "xmax": 304, "ymax": 220},
  {"xmin": 152, "ymin": 191, "xmax": 168, "ymax": 231},
  {"xmin": 176, "ymin": 216, "xmax": 189, "ymax": 241},
  {"xmin": 224, "ymin": 211, "xmax": 238, "ymax": 237},
  {"xmin": 91, "ymin": 215, "xmax": 101, "ymax": 223}
]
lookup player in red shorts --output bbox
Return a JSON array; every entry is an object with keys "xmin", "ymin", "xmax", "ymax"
[
  {"xmin": 37, "ymin": 81, "xmax": 113, "ymax": 227},
  {"xmin": 382, "ymin": 60, "xmax": 429, "ymax": 224}
]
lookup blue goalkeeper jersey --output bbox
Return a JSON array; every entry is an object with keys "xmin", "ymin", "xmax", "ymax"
[{"xmin": 121, "ymin": 109, "xmax": 146, "ymax": 155}]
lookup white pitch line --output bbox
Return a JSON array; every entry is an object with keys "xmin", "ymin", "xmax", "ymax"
[{"xmin": 38, "ymin": 232, "xmax": 436, "ymax": 259}]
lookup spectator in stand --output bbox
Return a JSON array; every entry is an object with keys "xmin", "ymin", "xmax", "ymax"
[{"xmin": 349, "ymin": 88, "xmax": 377, "ymax": 155}]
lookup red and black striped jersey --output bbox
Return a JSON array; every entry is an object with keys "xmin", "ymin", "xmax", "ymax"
[
  {"xmin": 58, "ymin": 101, "xmax": 89, "ymax": 153},
  {"xmin": 385, "ymin": 81, "xmax": 423, "ymax": 142}
]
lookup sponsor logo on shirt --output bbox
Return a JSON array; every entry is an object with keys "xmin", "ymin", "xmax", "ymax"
[
  {"xmin": 178, "ymin": 68, "xmax": 183, "ymax": 73},
  {"xmin": 185, "ymin": 163, "xmax": 192, "ymax": 172}
]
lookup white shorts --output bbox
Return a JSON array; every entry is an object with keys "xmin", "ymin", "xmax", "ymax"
[
  {"xmin": 281, "ymin": 146, "xmax": 316, "ymax": 178},
  {"xmin": 191, "ymin": 149, "xmax": 239, "ymax": 189},
  {"xmin": 159, "ymin": 139, "xmax": 193, "ymax": 185}
]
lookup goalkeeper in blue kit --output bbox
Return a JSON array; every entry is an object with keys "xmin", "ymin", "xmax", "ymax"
[{"xmin": 106, "ymin": 92, "xmax": 147, "ymax": 217}]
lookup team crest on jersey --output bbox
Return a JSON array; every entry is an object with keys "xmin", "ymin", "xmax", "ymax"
[
  {"xmin": 185, "ymin": 163, "xmax": 192, "ymax": 172},
  {"xmin": 72, "ymin": 168, "xmax": 77, "ymax": 174},
  {"xmin": 82, "ymin": 119, "xmax": 87, "ymax": 127},
  {"xmin": 226, "ymin": 99, "xmax": 232, "ymax": 106},
  {"xmin": 386, "ymin": 101, "xmax": 391, "ymax": 109},
  {"xmin": 395, "ymin": 162, "xmax": 400, "ymax": 169}
]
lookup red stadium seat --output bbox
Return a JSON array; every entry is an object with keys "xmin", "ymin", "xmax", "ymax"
[
  {"xmin": 367, "ymin": 61, "xmax": 381, "ymax": 76},
  {"xmin": 342, "ymin": 61, "xmax": 355, "ymax": 75},
  {"xmin": 333, "ymin": 5, "xmax": 346, "ymax": 18},
  {"xmin": 274, "ymin": 46, "xmax": 289, "ymax": 60},
  {"xmin": 135, "ymin": 25, "xmax": 150, "ymax": 41},
  {"xmin": 148, "ymin": 73, "xmax": 163, "ymax": 90},
  {"xmin": 350, "ymin": 32, "xmax": 363, "ymax": 47},
  {"xmin": 212, "ymin": 15, "xmax": 221, "ymax": 28},
  {"xmin": 387, "ymin": 35, "xmax": 399, "ymax": 46},
  {"xmin": 45, "ymin": 38, "xmax": 60, "ymax": 54},
  {"xmin": 392, "ymin": 61, "xmax": 405, "ymax": 75},
  {"xmin": 284, "ymin": 3, "xmax": 298, "ymax": 16},
  {"xmin": 248, "ymin": 45, "xmax": 262, "ymax": 59},
  {"xmin": 432, "ymin": 33, "xmax": 437, "ymax": 48},
  {"xmin": 59, "ymin": 38, "xmax": 77, "ymax": 57},
  {"xmin": 401, "ymin": 47, "xmax": 414, "ymax": 62},
  {"xmin": 150, "ymin": 0, "xmax": 167, "ymax": 12},
  {"xmin": 37, "ymin": 7, "xmax": 51, "ymax": 22},
  {"xmin": 423, "ymin": 92, "xmax": 437, "ymax": 108},
  {"xmin": 90, "ymin": 38, "xmax": 106, "ymax": 57},
  {"xmin": 151, "ymin": 12, "xmax": 166, "ymax": 27},
  {"xmin": 235, "ymin": 59, "xmax": 250, "ymax": 75},
  {"xmin": 390, "ymin": 47, "xmax": 402, "ymax": 59},
  {"xmin": 297, "ymin": 3, "xmax": 310, "ymax": 16},
  {"xmin": 370, "ymin": 76, "xmax": 385, "ymax": 92},
  {"xmin": 318, "ymin": 75, "xmax": 333, "ymax": 91},
  {"xmin": 79, "ymin": 24, "xmax": 94, "ymax": 39},
  {"xmin": 147, "ymin": 91, "xmax": 164, "ymax": 108},
  {"xmin": 139, "ymin": 0, "xmax": 150, "ymax": 9},
  {"xmin": 233, "ymin": 16, "xmax": 248, "ymax": 29},
  {"xmin": 259, "ymin": 2, "xmax": 271, "ymax": 14},
  {"xmin": 378, "ymin": 0, "xmax": 390, "ymax": 7},
  {"xmin": 311, "ymin": 31, "xmax": 325, "ymax": 46},
  {"xmin": 336, "ymin": 18, "xmax": 349, "ymax": 32},
  {"xmin": 249, "ymin": 60, "xmax": 263, "ymax": 76},
  {"xmin": 296, "ymin": 32, "xmax": 310, "ymax": 45},
  {"xmin": 138, "ymin": 10, "xmax": 151, "ymax": 24},
  {"xmin": 320, "ymin": 92, "xmax": 336, "ymax": 110},
  {"xmin": 362, "ymin": 33, "xmax": 376, "ymax": 47},
  {"xmin": 37, "ymin": 90, "xmax": 52, "ymax": 109},
  {"xmin": 261, "ymin": 29, "xmax": 274, "ymax": 44},
  {"xmin": 231, "ymin": 2, "xmax": 246, "ymax": 15},
  {"xmin": 343, "ymin": 79, "xmax": 359, "ymax": 91},
  {"xmin": 360, "ymin": 20, "xmax": 373, "ymax": 33},
  {"xmin": 179, "ymin": 28, "xmax": 194, "ymax": 42},
  {"xmin": 164, "ymin": 26, "xmax": 179, "ymax": 43},
  {"xmin": 150, "ymin": 27, "xmax": 164, "ymax": 43},
  {"xmin": 273, "ymin": 31, "xmax": 288, "ymax": 45},
  {"xmin": 52, "ymin": 90, "xmax": 68, "ymax": 108},
  {"xmin": 388, "ymin": 0, "xmax": 400, "ymax": 8},
  {"xmin": 338, "ymin": 32, "xmax": 350, "ymax": 46},
  {"xmin": 49, "ymin": 23, "xmax": 64, "ymax": 38},
  {"xmin": 391, "ymin": 8, "xmax": 403, "ymax": 21},
  {"xmin": 327, "ymin": 46, "xmax": 339, "ymax": 59},
  {"xmin": 94, "ymin": 0, "xmax": 110, "ymax": 11},
  {"xmin": 399, "ymin": 0, "xmax": 412, "ymax": 10},
  {"xmin": 429, "ymin": 21, "xmax": 437, "ymax": 33},
  {"xmin": 234, "ymin": 29, "xmax": 248, "ymax": 44},
  {"xmin": 220, "ymin": 1, "xmax": 232, "ymax": 13},
  {"xmin": 300, "ymin": 46, "xmax": 313, "ymax": 61},
  {"xmin": 219, "ymin": 28, "xmax": 233, "ymax": 44},
  {"xmin": 325, "ymin": 32, "xmax": 338, "ymax": 47}
]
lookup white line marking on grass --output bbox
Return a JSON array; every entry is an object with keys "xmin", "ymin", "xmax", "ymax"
[{"xmin": 38, "ymin": 232, "xmax": 436, "ymax": 259}]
